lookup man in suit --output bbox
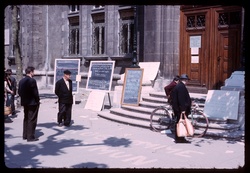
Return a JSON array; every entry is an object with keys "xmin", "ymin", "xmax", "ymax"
[
  {"xmin": 18, "ymin": 66, "xmax": 40, "ymax": 142},
  {"xmin": 171, "ymin": 74, "xmax": 192, "ymax": 143},
  {"xmin": 55, "ymin": 70, "xmax": 73, "ymax": 127}
]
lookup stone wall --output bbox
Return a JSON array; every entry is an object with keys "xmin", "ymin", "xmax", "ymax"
[{"xmin": 5, "ymin": 5, "xmax": 180, "ymax": 90}]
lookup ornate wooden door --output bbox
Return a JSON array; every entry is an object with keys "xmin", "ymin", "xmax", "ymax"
[
  {"xmin": 214, "ymin": 8, "xmax": 241, "ymax": 89},
  {"xmin": 180, "ymin": 6, "xmax": 242, "ymax": 90}
]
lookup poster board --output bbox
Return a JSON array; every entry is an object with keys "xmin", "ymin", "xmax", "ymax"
[
  {"xmin": 138, "ymin": 62, "xmax": 160, "ymax": 83},
  {"xmin": 86, "ymin": 61, "xmax": 115, "ymax": 91},
  {"xmin": 121, "ymin": 68, "xmax": 144, "ymax": 106},
  {"xmin": 84, "ymin": 91, "xmax": 106, "ymax": 111},
  {"xmin": 203, "ymin": 90, "xmax": 240, "ymax": 120},
  {"xmin": 54, "ymin": 59, "xmax": 80, "ymax": 94}
]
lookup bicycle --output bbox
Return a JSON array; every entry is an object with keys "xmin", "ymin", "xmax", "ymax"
[{"xmin": 149, "ymin": 102, "xmax": 209, "ymax": 138}]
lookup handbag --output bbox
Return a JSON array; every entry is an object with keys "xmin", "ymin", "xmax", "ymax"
[
  {"xmin": 176, "ymin": 113, "xmax": 188, "ymax": 137},
  {"xmin": 183, "ymin": 113, "xmax": 194, "ymax": 136},
  {"xmin": 4, "ymin": 106, "xmax": 12, "ymax": 116}
]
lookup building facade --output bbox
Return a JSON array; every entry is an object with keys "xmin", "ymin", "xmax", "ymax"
[{"xmin": 4, "ymin": 5, "xmax": 245, "ymax": 92}]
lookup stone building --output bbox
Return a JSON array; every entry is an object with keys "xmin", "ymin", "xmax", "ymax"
[{"xmin": 4, "ymin": 5, "xmax": 245, "ymax": 92}]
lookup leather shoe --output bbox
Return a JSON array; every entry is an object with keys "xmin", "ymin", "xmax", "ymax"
[
  {"xmin": 58, "ymin": 123, "xmax": 63, "ymax": 127},
  {"xmin": 175, "ymin": 139, "xmax": 190, "ymax": 143},
  {"xmin": 23, "ymin": 137, "xmax": 27, "ymax": 140},
  {"xmin": 27, "ymin": 138, "xmax": 39, "ymax": 142}
]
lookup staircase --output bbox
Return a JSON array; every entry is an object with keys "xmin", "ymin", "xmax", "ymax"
[{"xmin": 97, "ymin": 92, "xmax": 244, "ymax": 140}]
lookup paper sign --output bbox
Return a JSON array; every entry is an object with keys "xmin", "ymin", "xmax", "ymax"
[
  {"xmin": 191, "ymin": 56, "xmax": 199, "ymax": 63},
  {"xmin": 190, "ymin": 36, "xmax": 201, "ymax": 48},
  {"xmin": 191, "ymin": 47, "xmax": 199, "ymax": 54},
  {"xmin": 76, "ymin": 75, "xmax": 81, "ymax": 82},
  {"xmin": 84, "ymin": 91, "xmax": 106, "ymax": 111}
]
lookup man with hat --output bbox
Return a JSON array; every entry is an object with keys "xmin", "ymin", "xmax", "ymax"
[
  {"xmin": 171, "ymin": 74, "xmax": 192, "ymax": 143},
  {"xmin": 55, "ymin": 70, "xmax": 73, "ymax": 127}
]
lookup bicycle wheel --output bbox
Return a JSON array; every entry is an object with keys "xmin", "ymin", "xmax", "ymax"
[
  {"xmin": 191, "ymin": 112, "xmax": 209, "ymax": 138},
  {"xmin": 150, "ymin": 107, "xmax": 173, "ymax": 132}
]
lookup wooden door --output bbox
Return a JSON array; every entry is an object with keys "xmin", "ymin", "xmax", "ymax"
[
  {"xmin": 179, "ymin": 8, "xmax": 209, "ymax": 89},
  {"xmin": 214, "ymin": 8, "xmax": 241, "ymax": 89},
  {"xmin": 180, "ymin": 6, "xmax": 242, "ymax": 90}
]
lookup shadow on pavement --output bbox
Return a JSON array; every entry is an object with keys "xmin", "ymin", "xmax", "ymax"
[
  {"xmin": 4, "ymin": 121, "xmax": 132, "ymax": 168},
  {"xmin": 72, "ymin": 162, "xmax": 108, "ymax": 168},
  {"xmin": 39, "ymin": 93, "xmax": 58, "ymax": 100}
]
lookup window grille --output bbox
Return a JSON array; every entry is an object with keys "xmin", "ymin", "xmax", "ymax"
[
  {"xmin": 92, "ymin": 13, "xmax": 105, "ymax": 55},
  {"xmin": 186, "ymin": 14, "xmax": 205, "ymax": 30},
  {"xmin": 92, "ymin": 23, "xmax": 105, "ymax": 55},
  {"xmin": 69, "ymin": 5, "xmax": 79, "ymax": 13},
  {"xmin": 69, "ymin": 19, "xmax": 79, "ymax": 55},
  {"xmin": 119, "ymin": 20, "xmax": 134, "ymax": 55},
  {"xmin": 218, "ymin": 11, "xmax": 241, "ymax": 28}
]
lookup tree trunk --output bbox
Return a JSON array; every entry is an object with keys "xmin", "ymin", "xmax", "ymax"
[{"xmin": 12, "ymin": 5, "xmax": 23, "ymax": 108}]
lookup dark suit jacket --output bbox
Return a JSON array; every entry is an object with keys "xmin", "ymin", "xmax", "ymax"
[
  {"xmin": 171, "ymin": 81, "xmax": 191, "ymax": 115},
  {"xmin": 55, "ymin": 78, "xmax": 73, "ymax": 104},
  {"xmin": 18, "ymin": 76, "xmax": 40, "ymax": 106}
]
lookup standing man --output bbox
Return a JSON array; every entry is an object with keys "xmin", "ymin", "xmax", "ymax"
[
  {"xmin": 6, "ymin": 69, "xmax": 17, "ymax": 115},
  {"xmin": 18, "ymin": 66, "xmax": 40, "ymax": 142},
  {"xmin": 55, "ymin": 70, "xmax": 73, "ymax": 127},
  {"xmin": 171, "ymin": 74, "xmax": 192, "ymax": 143}
]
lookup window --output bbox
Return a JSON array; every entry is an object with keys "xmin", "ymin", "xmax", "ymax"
[
  {"xmin": 218, "ymin": 11, "xmax": 241, "ymax": 28},
  {"xmin": 120, "ymin": 20, "xmax": 134, "ymax": 55},
  {"xmin": 92, "ymin": 13, "xmax": 105, "ymax": 55},
  {"xmin": 186, "ymin": 14, "xmax": 205, "ymax": 30},
  {"xmin": 119, "ymin": 9, "xmax": 134, "ymax": 55},
  {"xmin": 69, "ymin": 5, "xmax": 79, "ymax": 13},
  {"xmin": 69, "ymin": 17, "xmax": 79, "ymax": 55},
  {"xmin": 93, "ymin": 5, "xmax": 104, "ymax": 9}
]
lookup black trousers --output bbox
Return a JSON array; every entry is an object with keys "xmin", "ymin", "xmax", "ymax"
[
  {"xmin": 23, "ymin": 104, "xmax": 40, "ymax": 140},
  {"xmin": 57, "ymin": 103, "xmax": 72, "ymax": 126}
]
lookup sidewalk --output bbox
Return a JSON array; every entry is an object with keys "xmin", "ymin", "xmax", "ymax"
[{"xmin": 4, "ymin": 88, "xmax": 245, "ymax": 169}]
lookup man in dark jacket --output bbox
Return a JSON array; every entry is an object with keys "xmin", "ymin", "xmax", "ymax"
[
  {"xmin": 55, "ymin": 70, "xmax": 73, "ymax": 127},
  {"xmin": 171, "ymin": 74, "xmax": 192, "ymax": 143},
  {"xmin": 18, "ymin": 66, "xmax": 40, "ymax": 142},
  {"xmin": 164, "ymin": 75, "xmax": 179, "ymax": 105}
]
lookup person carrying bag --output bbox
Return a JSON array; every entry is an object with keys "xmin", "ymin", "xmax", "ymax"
[{"xmin": 171, "ymin": 74, "xmax": 192, "ymax": 143}]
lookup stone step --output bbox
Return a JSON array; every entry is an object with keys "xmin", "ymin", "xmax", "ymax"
[
  {"xmin": 98, "ymin": 111, "xmax": 243, "ymax": 140},
  {"xmin": 204, "ymin": 129, "xmax": 244, "ymax": 140},
  {"xmin": 98, "ymin": 111, "xmax": 150, "ymax": 129},
  {"xmin": 111, "ymin": 106, "xmax": 240, "ymax": 132},
  {"xmin": 149, "ymin": 92, "xmax": 207, "ymax": 103},
  {"xmin": 139, "ymin": 101, "xmax": 166, "ymax": 109},
  {"xmin": 97, "ymin": 90, "xmax": 243, "ymax": 140},
  {"xmin": 110, "ymin": 108, "xmax": 151, "ymax": 121},
  {"xmin": 121, "ymin": 105, "xmax": 156, "ymax": 115},
  {"xmin": 142, "ymin": 96, "xmax": 168, "ymax": 104}
]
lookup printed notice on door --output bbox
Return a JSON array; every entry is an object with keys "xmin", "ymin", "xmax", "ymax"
[{"xmin": 190, "ymin": 36, "xmax": 201, "ymax": 48}]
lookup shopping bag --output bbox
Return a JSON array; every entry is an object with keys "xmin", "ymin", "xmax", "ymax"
[
  {"xmin": 176, "ymin": 113, "xmax": 188, "ymax": 137},
  {"xmin": 183, "ymin": 113, "xmax": 194, "ymax": 136},
  {"xmin": 4, "ymin": 106, "xmax": 12, "ymax": 116}
]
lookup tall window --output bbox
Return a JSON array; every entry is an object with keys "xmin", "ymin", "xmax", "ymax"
[
  {"xmin": 119, "ymin": 9, "xmax": 134, "ymax": 55},
  {"xmin": 92, "ymin": 13, "xmax": 105, "ymax": 55},
  {"xmin": 69, "ymin": 17, "xmax": 79, "ymax": 55},
  {"xmin": 69, "ymin": 5, "xmax": 79, "ymax": 13}
]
